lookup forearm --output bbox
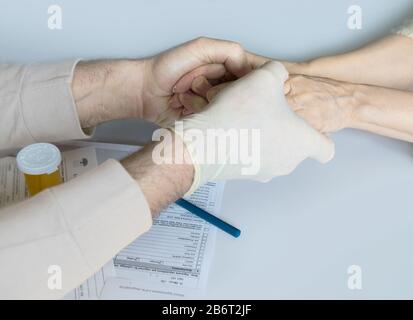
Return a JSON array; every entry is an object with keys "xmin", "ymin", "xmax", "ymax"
[
  {"xmin": 72, "ymin": 59, "xmax": 145, "ymax": 128},
  {"xmin": 293, "ymin": 35, "xmax": 413, "ymax": 91},
  {"xmin": 349, "ymin": 84, "xmax": 413, "ymax": 142},
  {"xmin": 121, "ymin": 132, "xmax": 194, "ymax": 215}
]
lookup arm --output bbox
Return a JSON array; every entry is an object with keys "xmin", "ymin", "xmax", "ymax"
[
  {"xmin": 0, "ymin": 59, "xmax": 145, "ymax": 150},
  {"xmin": 290, "ymin": 34, "xmax": 413, "ymax": 92},
  {"xmin": 0, "ymin": 37, "xmax": 253, "ymax": 151},
  {"xmin": 350, "ymin": 85, "xmax": 413, "ymax": 142},
  {"xmin": 283, "ymin": 19, "xmax": 413, "ymax": 141},
  {"xmin": 121, "ymin": 135, "xmax": 194, "ymax": 215},
  {"xmin": 72, "ymin": 60, "xmax": 144, "ymax": 128},
  {"xmin": 0, "ymin": 136, "xmax": 193, "ymax": 299}
]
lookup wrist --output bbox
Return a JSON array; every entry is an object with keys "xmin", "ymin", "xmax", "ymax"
[
  {"xmin": 283, "ymin": 60, "xmax": 311, "ymax": 75},
  {"xmin": 72, "ymin": 59, "xmax": 145, "ymax": 128},
  {"xmin": 291, "ymin": 56, "xmax": 335, "ymax": 78},
  {"xmin": 346, "ymin": 84, "xmax": 371, "ymax": 129},
  {"xmin": 121, "ymin": 132, "xmax": 194, "ymax": 217}
]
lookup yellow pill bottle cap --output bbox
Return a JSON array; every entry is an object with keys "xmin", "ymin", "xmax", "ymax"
[{"xmin": 17, "ymin": 143, "xmax": 62, "ymax": 175}]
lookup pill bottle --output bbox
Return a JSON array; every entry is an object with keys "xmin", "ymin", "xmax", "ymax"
[{"xmin": 16, "ymin": 143, "xmax": 62, "ymax": 197}]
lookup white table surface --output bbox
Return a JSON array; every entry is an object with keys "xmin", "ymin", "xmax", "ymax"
[{"xmin": 2, "ymin": 0, "xmax": 413, "ymax": 299}]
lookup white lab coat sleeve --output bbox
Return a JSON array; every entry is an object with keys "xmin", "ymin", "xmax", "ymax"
[
  {"xmin": 0, "ymin": 159, "xmax": 152, "ymax": 299},
  {"xmin": 0, "ymin": 61, "xmax": 153, "ymax": 299},
  {"xmin": 0, "ymin": 60, "xmax": 91, "ymax": 150}
]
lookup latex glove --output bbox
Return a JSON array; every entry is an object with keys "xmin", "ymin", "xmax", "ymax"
[{"xmin": 172, "ymin": 61, "xmax": 335, "ymax": 195}]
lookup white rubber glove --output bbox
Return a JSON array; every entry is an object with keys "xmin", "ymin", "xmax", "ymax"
[{"xmin": 173, "ymin": 61, "xmax": 335, "ymax": 195}]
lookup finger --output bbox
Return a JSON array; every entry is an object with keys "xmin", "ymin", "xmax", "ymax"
[
  {"xmin": 208, "ymin": 78, "xmax": 223, "ymax": 86},
  {"xmin": 155, "ymin": 107, "xmax": 184, "ymax": 127},
  {"xmin": 172, "ymin": 37, "xmax": 251, "ymax": 93},
  {"xmin": 284, "ymin": 79, "xmax": 292, "ymax": 95},
  {"xmin": 206, "ymin": 82, "xmax": 232, "ymax": 101},
  {"xmin": 192, "ymin": 76, "xmax": 213, "ymax": 98},
  {"xmin": 246, "ymin": 51, "xmax": 271, "ymax": 69},
  {"xmin": 168, "ymin": 94, "xmax": 182, "ymax": 109},
  {"xmin": 182, "ymin": 108, "xmax": 193, "ymax": 116},
  {"xmin": 174, "ymin": 64, "xmax": 226, "ymax": 93},
  {"xmin": 209, "ymin": 70, "xmax": 237, "ymax": 86},
  {"xmin": 178, "ymin": 92, "xmax": 208, "ymax": 113},
  {"xmin": 195, "ymin": 37, "xmax": 251, "ymax": 77},
  {"xmin": 222, "ymin": 71, "xmax": 237, "ymax": 82}
]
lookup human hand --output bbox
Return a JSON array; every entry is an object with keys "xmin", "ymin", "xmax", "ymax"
[
  {"xmin": 169, "ymin": 50, "xmax": 278, "ymax": 117},
  {"xmin": 142, "ymin": 37, "xmax": 258, "ymax": 126},
  {"xmin": 185, "ymin": 73, "xmax": 357, "ymax": 134},
  {"xmin": 174, "ymin": 54, "xmax": 306, "ymax": 115},
  {"xmin": 285, "ymin": 75, "xmax": 356, "ymax": 133},
  {"xmin": 171, "ymin": 61, "xmax": 335, "ymax": 195}
]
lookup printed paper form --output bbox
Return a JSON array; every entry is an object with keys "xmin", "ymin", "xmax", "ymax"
[
  {"xmin": 64, "ymin": 262, "xmax": 115, "ymax": 300},
  {"xmin": 0, "ymin": 157, "xmax": 26, "ymax": 207},
  {"xmin": 103, "ymin": 181, "xmax": 224, "ymax": 299}
]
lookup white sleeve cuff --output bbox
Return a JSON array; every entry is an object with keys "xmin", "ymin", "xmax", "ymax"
[
  {"xmin": 19, "ymin": 59, "xmax": 94, "ymax": 143},
  {"xmin": 51, "ymin": 159, "xmax": 153, "ymax": 269}
]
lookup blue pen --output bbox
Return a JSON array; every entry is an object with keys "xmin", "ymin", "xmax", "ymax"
[{"xmin": 175, "ymin": 198, "xmax": 241, "ymax": 238}]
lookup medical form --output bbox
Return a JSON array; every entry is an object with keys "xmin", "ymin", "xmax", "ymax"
[{"xmin": 103, "ymin": 181, "xmax": 224, "ymax": 299}]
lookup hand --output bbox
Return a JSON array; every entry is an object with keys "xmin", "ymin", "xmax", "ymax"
[
  {"xmin": 285, "ymin": 75, "xmax": 356, "ymax": 133},
  {"xmin": 174, "ymin": 56, "xmax": 304, "ymax": 115},
  {"xmin": 141, "ymin": 37, "xmax": 256, "ymax": 126},
  {"xmin": 171, "ymin": 61, "xmax": 335, "ymax": 195},
  {"xmin": 184, "ymin": 73, "xmax": 356, "ymax": 134}
]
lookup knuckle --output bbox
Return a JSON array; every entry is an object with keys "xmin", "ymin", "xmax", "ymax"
[
  {"xmin": 194, "ymin": 36, "xmax": 209, "ymax": 45},
  {"xmin": 229, "ymin": 41, "xmax": 244, "ymax": 53}
]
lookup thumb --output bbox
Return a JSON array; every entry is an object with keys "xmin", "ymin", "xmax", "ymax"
[{"xmin": 206, "ymin": 82, "xmax": 232, "ymax": 101}]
